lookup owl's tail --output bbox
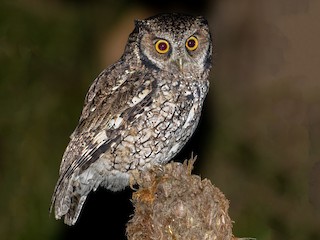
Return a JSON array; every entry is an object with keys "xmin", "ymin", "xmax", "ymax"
[{"xmin": 50, "ymin": 176, "xmax": 88, "ymax": 226}]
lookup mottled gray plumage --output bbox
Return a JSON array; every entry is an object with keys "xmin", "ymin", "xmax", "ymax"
[{"xmin": 51, "ymin": 13, "xmax": 213, "ymax": 225}]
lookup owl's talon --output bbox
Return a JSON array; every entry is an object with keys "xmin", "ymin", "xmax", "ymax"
[{"xmin": 129, "ymin": 169, "xmax": 140, "ymax": 190}]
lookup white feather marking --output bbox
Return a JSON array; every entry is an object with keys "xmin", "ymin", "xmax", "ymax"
[
  {"xmin": 183, "ymin": 104, "xmax": 196, "ymax": 129},
  {"xmin": 169, "ymin": 143, "xmax": 180, "ymax": 155},
  {"xmin": 113, "ymin": 116, "xmax": 123, "ymax": 129},
  {"xmin": 129, "ymin": 88, "xmax": 151, "ymax": 107},
  {"xmin": 111, "ymin": 77, "xmax": 126, "ymax": 91},
  {"xmin": 107, "ymin": 119, "xmax": 115, "ymax": 129},
  {"xmin": 111, "ymin": 142, "xmax": 116, "ymax": 149},
  {"xmin": 106, "ymin": 115, "xmax": 123, "ymax": 129},
  {"xmin": 184, "ymin": 90, "xmax": 192, "ymax": 96},
  {"xmin": 94, "ymin": 131, "xmax": 107, "ymax": 144}
]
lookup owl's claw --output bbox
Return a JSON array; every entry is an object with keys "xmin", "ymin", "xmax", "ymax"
[{"xmin": 129, "ymin": 170, "xmax": 140, "ymax": 190}]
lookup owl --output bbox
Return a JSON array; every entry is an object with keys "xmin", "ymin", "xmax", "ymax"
[{"xmin": 51, "ymin": 13, "xmax": 213, "ymax": 225}]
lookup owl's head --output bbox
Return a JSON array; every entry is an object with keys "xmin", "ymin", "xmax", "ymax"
[{"xmin": 127, "ymin": 13, "xmax": 213, "ymax": 78}]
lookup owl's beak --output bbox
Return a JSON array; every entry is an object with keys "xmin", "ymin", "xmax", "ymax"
[{"xmin": 176, "ymin": 58, "xmax": 185, "ymax": 72}]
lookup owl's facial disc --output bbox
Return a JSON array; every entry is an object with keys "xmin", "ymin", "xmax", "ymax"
[{"xmin": 140, "ymin": 33, "xmax": 210, "ymax": 77}]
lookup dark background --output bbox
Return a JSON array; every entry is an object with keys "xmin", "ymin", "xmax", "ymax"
[{"xmin": 1, "ymin": 0, "xmax": 320, "ymax": 239}]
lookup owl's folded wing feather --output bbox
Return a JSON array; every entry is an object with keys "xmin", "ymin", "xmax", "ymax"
[
  {"xmin": 61, "ymin": 66, "xmax": 156, "ymax": 173},
  {"xmin": 50, "ymin": 66, "xmax": 157, "ymax": 215}
]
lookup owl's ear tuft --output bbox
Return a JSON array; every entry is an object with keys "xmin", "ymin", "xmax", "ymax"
[
  {"xmin": 134, "ymin": 20, "xmax": 148, "ymax": 32},
  {"xmin": 195, "ymin": 16, "xmax": 209, "ymax": 27}
]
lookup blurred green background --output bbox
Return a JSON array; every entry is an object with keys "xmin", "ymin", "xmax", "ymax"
[{"xmin": 1, "ymin": 0, "xmax": 320, "ymax": 239}]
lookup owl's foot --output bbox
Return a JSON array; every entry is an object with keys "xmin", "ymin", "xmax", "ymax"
[{"xmin": 129, "ymin": 170, "xmax": 140, "ymax": 190}]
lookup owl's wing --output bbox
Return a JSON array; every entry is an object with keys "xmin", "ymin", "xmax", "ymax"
[
  {"xmin": 51, "ymin": 66, "xmax": 157, "ymax": 218},
  {"xmin": 60, "ymin": 67, "xmax": 156, "ymax": 175}
]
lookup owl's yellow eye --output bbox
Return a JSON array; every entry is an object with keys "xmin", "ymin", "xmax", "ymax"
[
  {"xmin": 155, "ymin": 40, "xmax": 170, "ymax": 54},
  {"xmin": 186, "ymin": 36, "xmax": 198, "ymax": 51}
]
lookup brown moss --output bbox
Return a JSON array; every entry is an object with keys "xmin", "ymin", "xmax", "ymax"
[{"xmin": 126, "ymin": 158, "xmax": 234, "ymax": 240}]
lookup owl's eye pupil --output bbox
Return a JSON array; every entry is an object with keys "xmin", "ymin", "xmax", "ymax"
[
  {"xmin": 158, "ymin": 42, "xmax": 168, "ymax": 51},
  {"xmin": 187, "ymin": 39, "xmax": 196, "ymax": 48}
]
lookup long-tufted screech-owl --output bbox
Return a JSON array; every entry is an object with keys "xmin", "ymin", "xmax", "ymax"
[{"xmin": 51, "ymin": 13, "xmax": 213, "ymax": 225}]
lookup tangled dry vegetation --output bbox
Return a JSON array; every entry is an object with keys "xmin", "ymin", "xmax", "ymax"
[{"xmin": 126, "ymin": 158, "xmax": 237, "ymax": 240}]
